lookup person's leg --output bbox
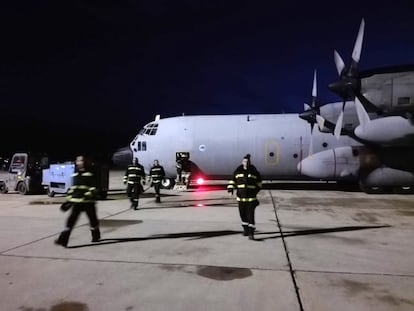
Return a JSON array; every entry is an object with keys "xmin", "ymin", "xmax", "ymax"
[
  {"xmin": 246, "ymin": 201, "xmax": 257, "ymax": 240},
  {"xmin": 85, "ymin": 203, "xmax": 100, "ymax": 242},
  {"xmin": 155, "ymin": 183, "xmax": 161, "ymax": 202},
  {"xmin": 126, "ymin": 184, "xmax": 134, "ymax": 208},
  {"xmin": 238, "ymin": 201, "xmax": 249, "ymax": 236},
  {"xmin": 132, "ymin": 183, "xmax": 139, "ymax": 209},
  {"xmin": 55, "ymin": 205, "xmax": 81, "ymax": 247}
]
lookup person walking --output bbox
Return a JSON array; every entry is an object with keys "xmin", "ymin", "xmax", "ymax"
[
  {"xmin": 227, "ymin": 154, "xmax": 262, "ymax": 240},
  {"xmin": 124, "ymin": 158, "xmax": 146, "ymax": 209},
  {"xmin": 149, "ymin": 159, "xmax": 165, "ymax": 203},
  {"xmin": 55, "ymin": 154, "xmax": 100, "ymax": 247}
]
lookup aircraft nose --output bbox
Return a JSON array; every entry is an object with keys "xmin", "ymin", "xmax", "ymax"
[{"xmin": 112, "ymin": 146, "xmax": 133, "ymax": 167}]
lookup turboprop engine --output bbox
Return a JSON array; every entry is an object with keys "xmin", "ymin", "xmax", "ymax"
[{"xmin": 298, "ymin": 146, "xmax": 414, "ymax": 193}]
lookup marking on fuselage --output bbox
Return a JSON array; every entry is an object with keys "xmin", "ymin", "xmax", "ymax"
[{"xmin": 265, "ymin": 140, "xmax": 280, "ymax": 165}]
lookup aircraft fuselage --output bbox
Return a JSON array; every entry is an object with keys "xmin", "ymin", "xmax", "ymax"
[{"xmin": 130, "ymin": 114, "xmax": 357, "ymax": 180}]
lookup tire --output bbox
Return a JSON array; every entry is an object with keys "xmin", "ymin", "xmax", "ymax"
[
  {"xmin": 0, "ymin": 182, "xmax": 8, "ymax": 194},
  {"xmin": 359, "ymin": 184, "xmax": 391, "ymax": 194},
  {"xmin": 393, "ymin": 186, "xmax": 414, "ymax": 194},
  {"xmin": 47, "ymin": 187, "xmax": 55, "ymax": 197},
  {"xmin": 161, "ymin": 178, "xmax": 175, "ymax": 189},
  {"xmin": 18, "ymin": 182, "xmax": 28, "ymax": 195}
]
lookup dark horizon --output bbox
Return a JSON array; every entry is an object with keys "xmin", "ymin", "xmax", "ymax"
[{"xmin": 2, "ymin": 1, "xmax": 414, "ymax": 163}]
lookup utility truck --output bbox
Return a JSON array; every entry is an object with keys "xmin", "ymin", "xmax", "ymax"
[
  {"xmin": 0, "ymin": 153, "xmax": 109, "ymax": 198},
  {"xmin": 0, "ymin": 153, "xmax": 48, "ymax": 194}
]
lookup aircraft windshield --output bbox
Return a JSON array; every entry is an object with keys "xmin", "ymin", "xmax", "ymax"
[{"xmin": 139, "ymin": 123, "xmax": 158, "ymax": 136}]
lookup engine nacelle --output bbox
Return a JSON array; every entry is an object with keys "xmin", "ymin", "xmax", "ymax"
[
  {"xmin": 360, "ymin": 167, "xmax": 414, "ymax": 187},
  {"xmin": 298, "ymin": 146, "xmax": 360, "ymax": 179},
  {"xmin": 354, "ymin": 116, "xmax": 414, "ymax": 145}
]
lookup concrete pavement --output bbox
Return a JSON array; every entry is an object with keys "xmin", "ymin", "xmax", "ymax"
[{"xmin": 1, "ymin": 171, "xmax": 413, "ymax": 310}]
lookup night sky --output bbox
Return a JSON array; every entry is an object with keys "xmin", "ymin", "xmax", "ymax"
[{"xmin": 1, "ymin": 0, "xmax": 414, "ymax": 162}]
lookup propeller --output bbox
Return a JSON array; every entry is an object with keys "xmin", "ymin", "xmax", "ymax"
[
  {"xmin": 329, "ymin": 19, "xmax": 365, "ymax": 139},
  {"xmin": 299, "ymin": 70, "xmax": 319, "ymax": 155}
]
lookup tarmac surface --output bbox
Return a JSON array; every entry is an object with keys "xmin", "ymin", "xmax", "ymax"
[{"xmin": 1, "ymin": 170, "xmax": 414, "ymax": 311}]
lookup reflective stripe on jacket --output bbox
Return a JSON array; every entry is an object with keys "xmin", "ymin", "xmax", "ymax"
[
  {"xmin": 150, "ymin": 165, "xmax": 165, "ymax": 183},
  {"xmin": 124, "ymin": 164, "xmax": 145, "ymax": 184},
  {"xmin": 67, "ymin": 171, "xmax": 97, "ymax": 204},
  {"xmin": 227, "ymin": 165, "xmax": 262, "ymax": 200}
]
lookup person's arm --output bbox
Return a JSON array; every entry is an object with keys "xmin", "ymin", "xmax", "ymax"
[
  {"xmin": 123, "ymin": 167, "xmax": 129, "ymax": 184},
  {"xmin": 227, "ymin": 169, "xmax": 237, "ymax": 194}
]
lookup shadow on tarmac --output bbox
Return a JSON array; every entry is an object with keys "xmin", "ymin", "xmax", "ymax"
[
  {"xmin": 253, "ymin": 224, "xmax": 391, "ymax": 241},
  {"xmin": 66, "ymin": 225, "xmax": 390, "ymax": 248}
]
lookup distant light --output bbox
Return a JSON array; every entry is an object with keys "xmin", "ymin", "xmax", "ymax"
[{"xmin": 196, "ymin": 178, "xmax": 204, "ymax": 185}]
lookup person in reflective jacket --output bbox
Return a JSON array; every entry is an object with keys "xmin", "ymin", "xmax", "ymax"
[
  {"xmin": 227, "ymin": 154, "xmax": 262, "ymax": 240},
  {"xmin": 55, "ymin": 154, "xmax": 100, "ymax": 247},
  {"xmin": 124, "ymin": 158, "xmax": 146, "ymax": 210},
  {"xmin": 149, "ymin": 159, "xmax": 165, "ymax": 203}
]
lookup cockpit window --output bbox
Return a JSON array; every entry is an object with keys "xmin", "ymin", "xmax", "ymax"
[
  {"xmin": 139, "ymin": 122, "xmax": 158, "ymax": 136},
  {"xmin": 131, "ymin": 134, "xmax": 139, "ymax": 145}
]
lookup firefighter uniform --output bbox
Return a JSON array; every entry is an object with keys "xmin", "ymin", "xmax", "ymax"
[
  {"xmin": 149, "ymin": 160, "xmax": 165, "ymax": 203},
  {"xmin": 124, "ymin": 159, "xmax": 146, "ymax": 209},
  {"xmin": 55, "ymin": 157, "xmax": 100, "ymax": 247},
  {"xmin": 228, "ymin": 155, "xmax": 262, "ymax": 239}
]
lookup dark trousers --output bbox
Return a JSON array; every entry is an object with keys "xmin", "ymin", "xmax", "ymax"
[
  {"xmin": 66, "ymin": 203, "xmax": 99, "ymax": 229},
  {"xmin": 153, "ymin": 182, "xmax": 161, "ymax": 197},
  {"xmin": 238, "ymin": 201, "xmax": 257, "ymax": 230},
  {"xmin": 56, "ymin": 202, "xmax": 100, "ymax": 246},
  {"xmin": 127, "ymin": 183, "xmax": 141, "ymax": 206}
]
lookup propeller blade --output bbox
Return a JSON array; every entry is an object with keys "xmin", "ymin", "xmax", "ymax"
[
  {"xmin": 355, "ymin": 97, "xmax": 371, "ymax": 127},
  {"xmin": 356, "ymin": 92, "xmax": 382, "ymax": 113},
  {"xmin": 312, "ymin": 69, "xmax": 317, "ymax": 99},
  {"xmin": 316, "ymin": 115, "xmax": 326, "ymax": 130},
  {"xmin": 309, "ymin": 123, "xmax": 314, "ymax": 156},
  {"xmin": 334, "ymin": 110, "xmax": 344, "ymax": 139},
  {"xmin": 304, "ymin": 103, "xmax": 311, "ymax": 111},
  {"xmin": 352, "ymin": 19, "xmax": 365, "ymax": 64},
  {"xmin": 334, "ymin": 50, "xmax": 345, "ymax": 76}
]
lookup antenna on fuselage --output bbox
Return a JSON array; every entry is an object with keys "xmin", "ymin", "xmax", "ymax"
[{"xmin": 155, "ymin": 114, "xmax": 160, "ymax": 121}]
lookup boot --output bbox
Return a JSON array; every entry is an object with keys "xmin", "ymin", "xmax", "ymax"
[
  {"xmin": 156, "ymin": 196, "xmax": 161, "ymax": 203},
  {"xmin": 91, "ymin": 228, "xmax": 101, "ymax": 242},
  {"xmin": 242, "ymin": 225, "xmax": 249, "ymax": 236},
  {"xmin": 248, "ymin": 227, "xmax": 255, "ymax": 240},
  {"xmin": 131, "ymin": 199, "xmax": 139, "ymax": 210},
  {"xmin": 55, "ymin": 230, "xmax": 70, "ymax": 247}
]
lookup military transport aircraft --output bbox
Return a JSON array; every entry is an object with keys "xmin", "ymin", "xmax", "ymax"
[{"xmin": 113, "ymin": 19, "xmax": 414, "ymax": 194}]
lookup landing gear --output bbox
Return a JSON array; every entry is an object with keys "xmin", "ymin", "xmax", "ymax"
[
  {"xmin": 392, "ymin": 186, "xmax": 414, "ymax": 194},
  {"xmin": 359, "ymin": 184, "xmax": 392, "ymax": 194},
  {"xmin": 161, "ymin": 178, "xmax": 175, "ymax": 189}
]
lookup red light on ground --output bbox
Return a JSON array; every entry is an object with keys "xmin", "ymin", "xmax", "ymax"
[{"xmin": 196, "ymin": 178, "xmax": 204, "ymax": 185}]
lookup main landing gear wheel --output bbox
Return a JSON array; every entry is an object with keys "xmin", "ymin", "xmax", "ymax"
[{"xmin": 161, "ymin": 178, "xmax": 175, "ymax": 189}]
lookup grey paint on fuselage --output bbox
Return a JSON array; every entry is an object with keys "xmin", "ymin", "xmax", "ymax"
[{"xmin": 132, "ymin": 114, "xmax": 357, "ymax": 180}]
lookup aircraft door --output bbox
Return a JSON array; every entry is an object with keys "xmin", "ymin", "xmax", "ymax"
[
  {"xmin": 263, "ymin": 136, "xmax": 304, "ymax": 177},
  {"xmin": 265, "ymin": 140, "xmax": 279, "ymax": 166}
]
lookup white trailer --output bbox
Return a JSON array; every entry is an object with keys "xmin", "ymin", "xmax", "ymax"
[{"xmin": 42, "ymin": 163, "xmax": 75, "ymax": 197}]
